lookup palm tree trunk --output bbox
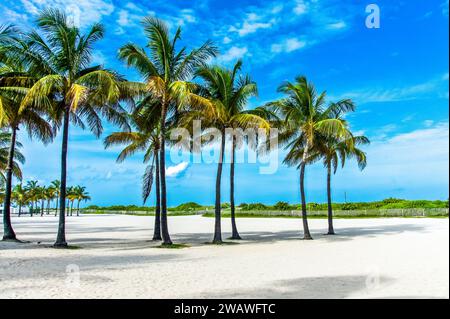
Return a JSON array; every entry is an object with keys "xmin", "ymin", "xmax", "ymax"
[
  {"xmin": 30, "ymin": 202, "xmax": 34, "ymax": 217},
  {"xmin": 70, "ymin": 201, "xmax": 74, "ymax": 216},
  {"xmin": 46, "ymin": 200, "xmax": 50, "ymax": 215},
  {"xmin": 55, "ymin": 196, "xmax": 59, "ymax": 217},
  {"xmin": 229, "ymin": 135, "xmax": 241, "ymax": 240},
  {"xmin": 327, "ymin": 164, "xmax": 335, "ymax": 235},
  {"xmin": 18, "ymin": 204, "xmax": 22, "ymax": 217},
  {"xmin": 55, "ymin": 107, "xmax": 69, "ymax": 248},
  {"xmin": 153, "ymin": 151, "xmax": 162, "ymax": 241},
  {"xmin": 2, "ymin": 126, "xmax": 17, "ymax": 241},
  {"xmin": 300, "ymin": 145, "xmax": 312, "ymax": 240},
  {"xmin": 40, "ymin": 200, "xmax": 44, "ymax": 216},
  {"xmin": 66, "ymin": 199, "xmax": 70, "ymax": 216},
  {"xmin": 76, "ymin": 200, "xmax": 80, "ymax": 216},
  {"xmin": 159, "ymin": 103, "xmax": 172, "ymax": 245},
  {"xmin": 213, "ymin": 129, "xmax": 226, "ymax": 244}
]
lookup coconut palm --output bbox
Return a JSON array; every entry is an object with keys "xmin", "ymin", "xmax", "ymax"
[
  {"xmin": 15, "ymin": 9, "xmax": 132, "ymax": 247},
  {"xmin": 192, "ymin": 61, "xmax": 270, "ymax": 243},
  {"xmin": 268, "ymin": 76, "xmax": 354, "ymax": 240},
  {"xmin": 105, "ymin": 101, "xmax": 163, "ymax": 240},
  {"xmin": 0, "ymin": 131, "xmax": 25, "ymax": 184},
  {"xmin": 24, "ymin": 180, "xmax": 39, "ymax": 217},
  {"xmin": 73, "ymin": 186, "xmax": 90, "ymax": 216},
  {"xmin": 12, "ymin": 183, "xmax": 27, "ymax": 216},
  {"xmin": 118, "ymin": 17, "xmax": 217, "ymax": 245},
  {"xmin": 318, "ymin": 134, "xmax": 369, "ymax": 234},
  {"xmin": 50, "ymin": 180, "xmax": 60, "ymax": 216},
  {"xmin": 1, "ymin": 35, "xmax": 53, "ymax": 240}
]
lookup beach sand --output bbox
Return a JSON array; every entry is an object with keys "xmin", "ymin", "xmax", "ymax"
[{"xmin": 0, "ymin": 215, "xmax": 448, "ymax": 299}]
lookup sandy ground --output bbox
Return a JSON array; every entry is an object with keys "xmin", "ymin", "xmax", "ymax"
[{"xmin": 0, "ymin": 215, "xmax": 448, "ymax": 299}]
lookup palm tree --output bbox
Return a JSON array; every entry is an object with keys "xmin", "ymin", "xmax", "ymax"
[
  {"xmin": 66, "ymin": 186, "xmax": 76, "ymax": 216},
  {"xmin": 1, "ymin": 35, "xmax": 53, "ymax": 240},
  {"xmin": 105, "ymin": 102, "xmax": 163, "ymax": 240},
  {"xmin": 317, "ymin": 134, "xmax": 369, "ymax": 234},
  {"xmin": 118, "ymin": 17, "xmax": 218, "ymax": 245},
  {"xmin": 73, "ymin": 185, "xmax": 90, "ymax": 216},
  {"xmin": 45, "ymin": 185, "xmax": 56, "ymax": 215},
  {"xmin": 25, "ymin": 180, "xmax": 39, "ymax": 217},
  {"xmin": 0, "ymin": 131, "xmax": 25, "ymax": 183},
  {"xmin": 193, "ymin": 61, "xmax": 269, "ymax": 243},
  {"xmin": 12, "ymin": 183, "xmax": 27, "ymax": 216},
  {"xmin": 16, "ymin": 9, "xmax": 131, "ymax": 247},
  {"xmin": 50, "ymin": 180, "xmax": 60, "ymax": 216},
  {"xmin": 268, "ymin": 76, "xmax": 354, "ymax": 240}
]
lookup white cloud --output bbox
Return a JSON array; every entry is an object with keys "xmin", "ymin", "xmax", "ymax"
[
  {"xmin": 294, "ymin": 1, "xmax": 307, "ymax": 15},
  {"xmin": 327, "ymin": 21, "xmax": 347, "ymax": 30},
  {"xmin": 339, "ymin": 73, "xmax": 449, "ymax": 104},
  {"xmin": 229, "ymin": 12, "xmax": 274, "ymax": 36},
  {"xmin": 218, "ymin": 46, "xmax": 248, "ymax": 62},
  {"xmin": 271, "ymin": 38, "xmax": 306, "ymax": 53},
  {"xmin": 117, "ymin": 10, "xmax": 130, "ymax": 26},
  {"xmin": 166, "ymin": 162, "xmax": 189, "ymax": 177},
  {"xmin": 223, "ymin": 36, "xmax": 232, "ymax": 44},
  {"xmin": 20, "ymin": 0, "xmax": 115, "ymax": 27}
]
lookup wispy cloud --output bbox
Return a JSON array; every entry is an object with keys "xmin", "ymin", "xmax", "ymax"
[
  {"xmin": 166, "ymin": 162, "xmax": 189, "ymax": 178},
  {"xmin": 19, "ymin": 0, "xmax": 115, "ymax": 27},
  {"xmin": 337, "ymin": 73, "xmax": 449, "ymax": 104},
  {"xmin": 218, "ymin": 46, "xmax": 248, "ymax": 62},
  {"xmin": 271, "ymin": 37, "xmax": 306, "ymax": 53}
]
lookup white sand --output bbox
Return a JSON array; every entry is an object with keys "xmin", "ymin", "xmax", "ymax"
[{"xmin": 0, "ymin": 215, "xmax": 448, "ymax": 299}]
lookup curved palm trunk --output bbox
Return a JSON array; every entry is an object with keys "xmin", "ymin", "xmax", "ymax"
[
  {"xmin": 2, "ymin": 127, "xmax": 17, "ymax": 241},
  {"xmin": 159, "ymin": 103, "xmax": 172, "ymax": 245},
  {"xmin": 299, "ymin": 147, "xmax": 313, "ymax": 240},
  {"xmin": 153, "ymin": 152, "xmax": 162, "ymax": 241},
  {"xmin": 326, "ymin": 164, "xmax": 335, "ymax": 235},
  {"xmin": 54, "ymin": 107, "xmax": 69, "ymax": 248},
  {"xmin": 229, "ymin": 135, "xmax": 241, "ymax": 240},
  {"xmin": 213, "ymin": 130, "xmax": 226, "ymax": 244}
]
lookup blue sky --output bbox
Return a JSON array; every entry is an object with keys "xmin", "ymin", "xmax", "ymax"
[{"xmin": 1, "ymin": 0, "xmax": 449, "ymax": 206}]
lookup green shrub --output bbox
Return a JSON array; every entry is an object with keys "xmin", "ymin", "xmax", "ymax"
[{"xmin": 273, "ymin": 201, "xmax": 290, "ymax": 211}]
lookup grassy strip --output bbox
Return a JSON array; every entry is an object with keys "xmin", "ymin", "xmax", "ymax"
[
  {"xmin": 83, "ymin": 210, "xmax": 199, "ymax": 216},
  {"xmin": 202, "ymin": 211, "xmax": 449, "ymax": 219}
]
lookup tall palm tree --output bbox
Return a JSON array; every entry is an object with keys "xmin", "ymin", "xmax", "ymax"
[
  {"xmin": 118, "ymin": 17, "xmax": 217, "ymax": 245},
  {"xmin": 1, "ymin": 35, "xmax": 53, "ymax": 240},
  {"xmin": 0, "ymin": 131, "xmax": 25, "ymax": 184},
  {"xmin": 73, "ymin": 186, "xmax": 90, "ymax": 216},
  {"xmin": 317, "ymin": 134, "xmax": 369, "ymax": 234},
  {"xmin": 50, "ymin": 180, "xmax": 60, "ymax": 216},
  {"xmin": 25, "ymin": 180, "xmax": 39, "ymax": 217},
  {"xmin": 105, "ymin": 101, "xmax": 163, "ymax": 240},
  {"xmin": 16, "ymin": 9, "xmax": 131, "ymax": 247},
  {"xmin": 45, "ymin": 185, "xmax": 56, "ymax": 215},
  {"xmin": 12, "ymin": 183, "xmax": 27, "ymax": 216},
  {"xmin": 269, "ymin": 76, "xmax": 354, "ymax": 240},
  {"xmin": 66, "ymin": 186, "xmax": 76, "ymax": 217},
  {"xmin": 193, "ymin": 61, "xmax": 269, "ymax": 243}
]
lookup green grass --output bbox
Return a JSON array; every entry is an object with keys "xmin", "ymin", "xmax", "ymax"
[{"xmin": 202, "ymin": 209, "xmax": 449, "ymax": 219}]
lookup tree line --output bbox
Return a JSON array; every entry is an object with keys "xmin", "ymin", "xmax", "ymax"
[
  {"xmin": 0, "ymin": 180, "xmax": 90, "ymax": 216},
  {"xmin": 0, "ymin": 9, "xmax": 369, "ymax": 247}
]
